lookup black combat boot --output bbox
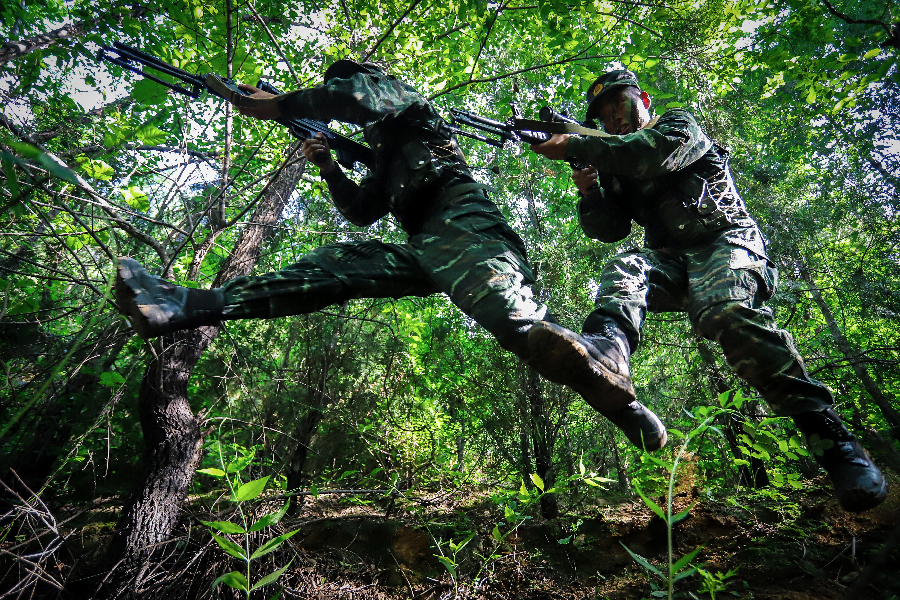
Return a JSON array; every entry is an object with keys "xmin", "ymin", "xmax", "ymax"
[
  {"xmin": 792, "ymin": 408, "xmax": 888, "ymax": 512},
  {"xmin": 115, "ymin": 257, "xmax": 225, "ymax": 339},
  {"xmin": 527, "ymin": 321, "xmax": 667, "ymax": 451},
  {"xmin": 603, "ymin": 400, "xmax": 668, "ymax": 452}
]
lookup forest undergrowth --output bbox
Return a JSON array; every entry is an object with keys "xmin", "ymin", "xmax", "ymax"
[{"xmin": 3, "ymin": 468, "xmax": 898, "ymax": 600}]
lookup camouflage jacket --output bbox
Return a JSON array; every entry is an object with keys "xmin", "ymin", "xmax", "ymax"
[
  {"xmin": 566, "ymin": 108, "xmax": 767, "ymax": 258},
  {"xmin": 277, "ymin": 72, "xmax": 479, "ymax": 233}
]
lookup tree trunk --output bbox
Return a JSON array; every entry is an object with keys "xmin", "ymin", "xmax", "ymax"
[
  {"xmin": 103, "ymin": 149, "xmax": 305, "ymax": 590},
  {"xmin": 613, "ymin": 443, "xmax": 630, "ymax": 493},
  {"xmin": 285, "ymin": 304, "xmax": 347, "ymax": 515},
  {"xmin": 524, "ymin": 367, "xmax": 558, "ymax": 519},
  {"xmin": 696, "ymin": 341, "xmax": 769, "ymax": 489},
  {"xmin": 794, "ymin": 257, "xmax": 900, "ymax": 437}
]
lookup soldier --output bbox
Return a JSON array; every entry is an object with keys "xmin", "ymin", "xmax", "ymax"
[
  {"xmin": 115, "ymin": 61, "xmax": 667, "ymax": 452},
  {"xmin": 527, "ymin": 69, "xmax": 888, "ymax": 512}
]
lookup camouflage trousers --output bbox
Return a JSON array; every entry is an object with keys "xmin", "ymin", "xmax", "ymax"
[
  {"xmin": 583, "ymin": 228, "xmax": 833, "ymax": 415},
  {"xmin": 220, "ymin": 195, "xmax": 549, "ymax": 360}
]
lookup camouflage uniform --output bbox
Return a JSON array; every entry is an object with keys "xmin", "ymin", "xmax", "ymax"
[
  {"xmin": 219, "ymin": 70, "xmax": 549, "ymax": 359},
  {"xmin": 567, "ymin": 108, "xmax": 833, "ymax": 415}
]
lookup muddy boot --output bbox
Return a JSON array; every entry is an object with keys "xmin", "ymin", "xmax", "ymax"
[
  {"xmin": 604, "ymin": 401, "xmax": 668, "ymax": 451},
  {"xmin": 793, "ymin": 408, "xmax": 888, "ymax": 512},
  {"xmin": 528, "ymin": 321, "xmax": 667, "ymax": 450},
  {"xmin": 115, "ymin": 257, "xmax": 225, "ymax": 339}
]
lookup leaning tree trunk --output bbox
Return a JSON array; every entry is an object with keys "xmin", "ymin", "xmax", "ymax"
[
  {"xmin": 794, "ymin": 256, "xmax": 900, "ymax": 437},
  {"xmin": 104, "ymin": 150, "xmax": 305, "ymax": 589}
]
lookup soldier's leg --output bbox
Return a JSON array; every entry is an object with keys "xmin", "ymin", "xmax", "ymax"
[
  {"xmin": 530, "ymin": 249, "xmax": 688, "ymax": 450},
  {"xmin": 409, "ymin": 201, "xmax": 549, "ymax": 360},
  {"xmin": 116, "ymin": 240, "xmax": 439, "ymax": 338},
  {"xmin": 221, "ymin": 240, "xmax": 438, "ymax": 319},
  {"xmin": 584, "ymin": 248, "xmax": 689, "ymax": 350},
  {"xmin": 689, "ymin": 239, "xmax": 886, "ymax": 512},
  {"xmin": 687, "ymin": 242, "xmax": 831, "ymax": 414}
]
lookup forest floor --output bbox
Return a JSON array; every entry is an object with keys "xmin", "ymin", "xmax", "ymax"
[{"xmin": 4, "ymin": 471, "xmax": 899, "ymax": 599}]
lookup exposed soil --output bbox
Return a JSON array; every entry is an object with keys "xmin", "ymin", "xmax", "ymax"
[{"xmin": 3, "ymin": 473, "xmax": 899, "ymax": 599}]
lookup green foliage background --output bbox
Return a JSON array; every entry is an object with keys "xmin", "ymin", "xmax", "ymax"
[{"xmin": 0, "ymin": 0, "xmax": 898, "ymax": 586}]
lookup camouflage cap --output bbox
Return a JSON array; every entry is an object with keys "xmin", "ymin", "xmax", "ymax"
[
  {"xmin": 324, "ymin": 59, "xmax": 385, "ymax": 83},
  {"xmin": 585, "ymin": 69, "xmax": 641, "ymax": 116}
]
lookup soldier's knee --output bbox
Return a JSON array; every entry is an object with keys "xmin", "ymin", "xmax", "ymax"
[{"xmin": 693, "ymin": 300, "xmax": 749, "ymax": 341}]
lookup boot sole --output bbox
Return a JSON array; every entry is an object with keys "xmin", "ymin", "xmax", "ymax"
[
  {"xmin": 838, "ymin": 480, "xmax": 888, "ymax": 513},
  {"xmin": 115, "ymin": 257, "xmax": 156, "ymax": 339},
  {"xmin": 528, "ymin": 322, "xmax": 636, "ymax": 412}
]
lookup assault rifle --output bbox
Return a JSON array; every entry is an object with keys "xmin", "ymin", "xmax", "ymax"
[
  {"xmin": 98, "ymin": 41, "xmax": 374, "ymax": 169},
  {"xmin": 450, "ymin": 104, "xmax": 602, "ymax": 171}
]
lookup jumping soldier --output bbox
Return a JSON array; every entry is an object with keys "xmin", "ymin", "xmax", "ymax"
[
  {"xmin": 528, "ymin": 69, "xmax": 888, "ymax": 512},
  {"xmin": 115, "ymin": 61, "xmax": 667, "ymax": 452}
]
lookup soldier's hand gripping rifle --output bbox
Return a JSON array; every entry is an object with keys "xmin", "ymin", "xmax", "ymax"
[{"xmin": 98, "ymin": 41, "xmax": 374, "ymax": 169}]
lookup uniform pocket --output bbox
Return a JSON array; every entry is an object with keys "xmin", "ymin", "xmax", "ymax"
[{"xmin": 729, "ymin": 247, "xmax": 777, "ymax": 301}]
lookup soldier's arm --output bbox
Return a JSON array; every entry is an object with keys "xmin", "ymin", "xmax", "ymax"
[
  {"xmin": 576, "ymin": 173, "xmax": 632, "ymax": 242},
  {"xmin": 277, "ymin": 73, "xmax": 430, "ymax": 125},
  {"xmin": 304, "ymin": 136, "xmax": 389, "ymax": 227},
  {"xmin": 565, "ymin": 109, "xmax": 713, "ymax": 177}
]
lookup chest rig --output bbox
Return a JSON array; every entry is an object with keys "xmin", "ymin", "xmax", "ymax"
[
  {"xmin": 364, "ymin": 112, "xmax": 471, "ymax": 220},
  {"xmin": 680, "ymin": 144, "xmax": 754, "ymax": 230}
]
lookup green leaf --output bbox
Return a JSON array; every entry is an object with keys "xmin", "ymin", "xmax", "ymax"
[
  {"xmin": 251, "ymin": 559, "xmax": 293, "ymax": 590},
  {"xmin": 199, "ymin": 519, "xmax": 246, "ymax": 534},
  {"xmin": 671, "ymin": 501, "xmax": 697, "ymax": 525},
  {"xmin": 249, "ymin": 529, "xmax": 299, "ymax": 560},
  {"xmin": 120, "ymin": 186, "xmax": 149, "ymax": 211},
  {"xmin": 491, "ymin": 524, "xmax": 502, "ymax": 541},
  {"xmin": 8, "ymin": 141, "xmax": 41, "ymax": 159},
  {"xmin": 620, "ymin": 542, "xmax": 663, "ymax": 578},
  {"xmin": 249, "ymin": 501, "xmax": 289, "ymax": 532},
  {"xmin": 530, "ymin": 473, "xmax": 544, "ymax": 492},
  {"xmin": 235, "ymin": 476, "xmax": 270, "ymax": 501},
  {"xmin": 671, "ymin": 545, "xmax": 703, "ymax": 574},
  {"xmin": 226, "ymin": 448, "xmax": 257, "ymax": 473},
  {"xmin": 136, "ymin": 123, "xmax": 168, "ymax": 145},
  {"xmin": 212, "ymin": 570, "xmax": 248, "ymax": 591},
  {"xmin": 76, "ymin": 156, "xmax": 113, "ymax": 181},
  {"xmin": 633, "ymin": 485, "xmax": 666, "ymax": 520},
  {"xmin": 450, "ymin": 533, "xmax": 475, "ymax": 553},
  {"xmin": 197, "ymin": 468, "xmax": 226, "ymax": 477},
  {"xmin": 3, "ymin": 156, "xmax": 21, "ymax": 199},
  {"xmin": 210, "ymin": 532, "xmax": 247, "ymax": 560},
  {"xmin": 863, "ymin": 48, "xmax": 881, "ymax": 59},
  {"xmin": 132, "ymin": 78, "xmax": 168, "ymax": 105},
  {"xmin": 673, "ymin": 566, "xmax": 699, "ymax": 582},
  {"xmin": 436, "ymin": 556, "xmax": 457, "ymax": 580},
  {"xmin": 504, "ymin": 504, "xmax": 516, "ymax": 521},
  {"xmin": 99, "ymin": 372, "xmax": 125, "ymax": 387}
]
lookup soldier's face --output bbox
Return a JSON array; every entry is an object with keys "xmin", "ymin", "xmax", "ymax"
[{"xmin": 596, "ymin": 87, "xmax": 651, "ymax": 135}]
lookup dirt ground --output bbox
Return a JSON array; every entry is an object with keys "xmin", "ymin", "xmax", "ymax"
[{"xmin": 3, "ymin": 472, "xmax": 899, "ymax": 599}]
